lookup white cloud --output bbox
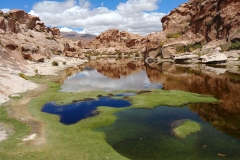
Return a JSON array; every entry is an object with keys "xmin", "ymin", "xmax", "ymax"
[
  {"xmin": 29, "ymin": 0, "xmax": 165, "ymax": 36},
  {"xmin": 79, "ymin": 0, "xmax": 91, "ymax": 9},
  {"xmin": 60, "ymin": 27, "xmax": 74, "ymax": 32},
  {"xmin": 1, "ymin": 8, "xmax": 10, "ymax": 13}
]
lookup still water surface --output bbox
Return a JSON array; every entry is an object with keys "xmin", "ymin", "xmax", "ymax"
[{"xmin": 57, "ymin": 61, "xmax": 240, "ymax": 159}]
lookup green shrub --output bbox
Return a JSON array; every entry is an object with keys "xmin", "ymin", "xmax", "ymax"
[
  {"xmin": 159, "ymin": 41, "xmax": 165, "ymax": 48},
  {"xmin": 46, "ymin": 36, "xmax": 56, "ymax": 41},
  {"xmin": 52, "ymin": 61, "xmax": 59, "ymax": 66},
  {"xmin": 176, "ymin": 43, "xmax": 202, "ymax": 54},
  {"xmin": 166, "ymin": 32, "xmax": 183, "ymax": 39},
  {"xmin": 3, "ymin": 14, "xmax": 17, "ymax": 21},
  {"xmin": 227, "ymin": 41, "xmax": 240, "ymax": 51},
  {"xmin": 3, "ymin": 14, "xmax": 10, "ymax": 19},
  {"xmin": 63, "ymin": 61, "xmax": 66, "ymax": 65},
  {"xmin": 18, "ymin": 73, "xmax": 27, "ymax": 80}
]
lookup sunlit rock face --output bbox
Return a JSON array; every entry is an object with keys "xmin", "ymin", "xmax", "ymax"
[
  {"xmin": 84, "ymin": 29, "xmax": 143, "ymax": 54},
  {"xmin": 161, "ymin": 0, "xmax": 240, "ymax": 43}
]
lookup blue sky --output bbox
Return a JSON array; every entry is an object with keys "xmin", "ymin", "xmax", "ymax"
[
  {"xmin": 0, "ymin": 0, "xmax": 187, "ymax": 13},
  {"xmin": 0, "ymin": 0, "xmax": 188, "ymax": 35}
]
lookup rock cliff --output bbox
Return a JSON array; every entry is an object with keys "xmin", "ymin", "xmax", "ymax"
[
  {"xmin": 161, "ymin": 0, "xmax": 240, "ymax": 43},
  {"xmin": 0, "ymin": 10, "xmax": 74, "ymax": 71},
  {"xmin": 83, "ymin": 29, "xmax": 143, "ymax": 54},
  {"xmin": 158, "ymin": 0, "xmax": 240, "ymax": 62}
]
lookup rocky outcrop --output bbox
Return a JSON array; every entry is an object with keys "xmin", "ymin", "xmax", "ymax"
[
  {"xmin": 141, "ymin": 32, "xmax": 166, "ymax": 59},
  {"xmin": 0, "ymin": 10, "xmax": 60, "ymax": 39},
  {"xmin": 161, "ymin": 0, "xmax": 240, "ymax": 43},
  {"xmin": 0, "ymin": 10, "xmax": 40, "ymax": 34},
  {"xmin": 84, "ymin": 29, "xmax": 143, "ymax": 54},
  {"xmin": 138, "ymin": 0, "xmax": 239, "ymax": 62},
  {"xmin": 0, "ymin": 9, "xmax": 66, "ymax": 70},
  {"xmin": 200, "ymin": 47, "xmax": 227, "ymax": 63}
]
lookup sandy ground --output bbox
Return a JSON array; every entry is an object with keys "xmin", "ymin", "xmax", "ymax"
[
  {"xmin": 0, "ymin": 56, "xmax": 87, "ymax": 143},
  {"xmin": 0, "ymin": 56, "xmax": 87, "ymax": 105}
]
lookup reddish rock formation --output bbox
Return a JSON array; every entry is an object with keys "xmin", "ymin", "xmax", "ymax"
[
  {"xmin": 84, "ymin": 29, "xmax": 143, "ymax": 54},
  {"xmin": 161, "ymin": 0, "xmax": 240, "ymax": 43},
  {"xmin": 0, "ymin": 9, "xmax": 64, "ymax": 69}
]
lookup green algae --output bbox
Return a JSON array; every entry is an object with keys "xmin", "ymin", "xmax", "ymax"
[{"xmin": 172, "ymin": 119, "xmax": 201, "ymax": 138}]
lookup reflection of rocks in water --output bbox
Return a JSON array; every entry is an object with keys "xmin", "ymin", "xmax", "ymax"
[
  {"xmin": 145, "ymin": 62, "xmax": 240, "ymax": 139},
  {"xmin": 58, "ymin": 65, "xmax": 84, "ymax": 84},
  {"xmin": 189, "ymin": 103, "xmax": 240, "ymax": 139},
  {"xmin": 87, "ymin": 59, "xmax": 145, "ymax": 79}
]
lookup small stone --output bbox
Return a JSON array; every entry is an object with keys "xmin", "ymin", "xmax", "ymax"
[
  {"xmin": 217, "ymin": 153, "xmax": 227, "ymax": 157},
  {"xmin": 10, "ymin": 94, "xmax": 21, "ymax": 98}
]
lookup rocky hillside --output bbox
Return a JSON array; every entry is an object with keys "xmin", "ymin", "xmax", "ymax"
[
  {"xmin": 161, "ymin": 0, "xmax": 240, "ymax": 43},
  {"xmin": 158, "ymin": 0, "xmax": 240, "ymax": 62},
  {"xmin": 0, "ymin": 10, "xmax": 62, "ymax": 70},
  {"xmin": 0, "ymin": 9, "xmax": 88, "ymax": 72},
  {"xmin": 80, "ymin": 0, "xmax": 240, "ymax": 63},
  {"xmin": 83, "ymin": 29, "xmax": 143, "ymax": 54}
]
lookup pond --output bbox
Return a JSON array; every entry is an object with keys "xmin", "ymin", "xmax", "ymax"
[
  {"xmin": 97, "ymin": 105, "xmax": 240, "ymax": 159},
  {"xmin": 60, "ymin": 65, "xmax": 162, "ymax": 92},
  {"xmin": 42, "ymin": 97, "xmax": 131, "ymax": 125},
  {"xmin": 50, "ymin": 60, "xmax": 240, "ymax": 159}
]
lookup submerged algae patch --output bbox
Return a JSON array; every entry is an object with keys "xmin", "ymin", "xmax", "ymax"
[{"xmin": 171, "ymin": 119, "xmax": 201, "ymax": 138}]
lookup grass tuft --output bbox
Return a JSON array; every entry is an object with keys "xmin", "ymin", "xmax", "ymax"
[
  {"xmin": 173, "ymin": 120, "xmax": 201, "ymax": 138},
  {"xmin": 227, "ymin": 41, "xmax": 240, "ymax": 51}
]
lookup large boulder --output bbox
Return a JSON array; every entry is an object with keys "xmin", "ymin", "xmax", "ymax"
[
  {"xmin": 32, "ymin": 54, "xmax": 44, "ymax": 62},
  {"xmin": 201, "ymin": 47, "xmax": 227, "ymax": 63},
  {"xmin": 8, "ymin": 10, "xmax": 40, "ymax": 30},
  {"xmin": 226, "ymin": 50, "xmax": 240, "ymax": 60}
]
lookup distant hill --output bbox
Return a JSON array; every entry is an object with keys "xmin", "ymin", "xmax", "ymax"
[{"xmin": 60, "ymin": 32, "xmax": 96, "ymax": 41}]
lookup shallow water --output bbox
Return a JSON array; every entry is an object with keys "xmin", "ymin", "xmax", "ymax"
[
  {"xmin": 97, "ymin": 105, "xmax": 240, "ymax": 159},
  {"xmin": 56, "ymin": 61, "xmax": 240, "ymax": 159},
  {"xmin": 60, "ymin": 68, "xmax": 163, "ymax": 92},
  {"xmin": 42, "ymin": 97, "xmax": 131, "ymax": 125}
]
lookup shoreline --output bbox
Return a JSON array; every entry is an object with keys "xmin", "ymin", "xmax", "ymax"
[
  {"xmin": 0, "ymin": 56, "xmax": 87, "ymax": 143},
  {"xmin": 0, "ymin": 56, "xmax": 88, "ymax": 105}
]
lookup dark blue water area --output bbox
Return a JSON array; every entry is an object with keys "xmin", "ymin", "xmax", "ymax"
[{"xmin": 41, "ymin": 97, "xmax": 131, "ymax": 125}]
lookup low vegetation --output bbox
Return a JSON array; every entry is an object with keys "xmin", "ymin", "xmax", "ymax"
[
  {"xmin": 227, "ymin": 41, "xmax": 240, "ymax": 51},
  {"xmin": 172, "ymin": 120, "xmax": 201, "ymax": 138},
  {"xmin": 166, "ymin": 32, "xmax": 183, "ymax": 39},
  {"xmin": 0, "ymin": 76, "xmax": 218, "ymax": 159},
  {"xmin": 3, "ymin": 14, "xmax": 17, "ymax": 21},
  {"xmin": 176, "ymin": 43, "xmax": 202, "ymax": 54},
  {"xmin": 130, "ymin": 90, "xmax": 217, "ymax": 109},
  {"xmin": 51, "ymin": 61, "xmax": 59, "ymax": 66},
  {"xmin": 18, "ymin": 73, "xmax": 27, "ymax": 80}
]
